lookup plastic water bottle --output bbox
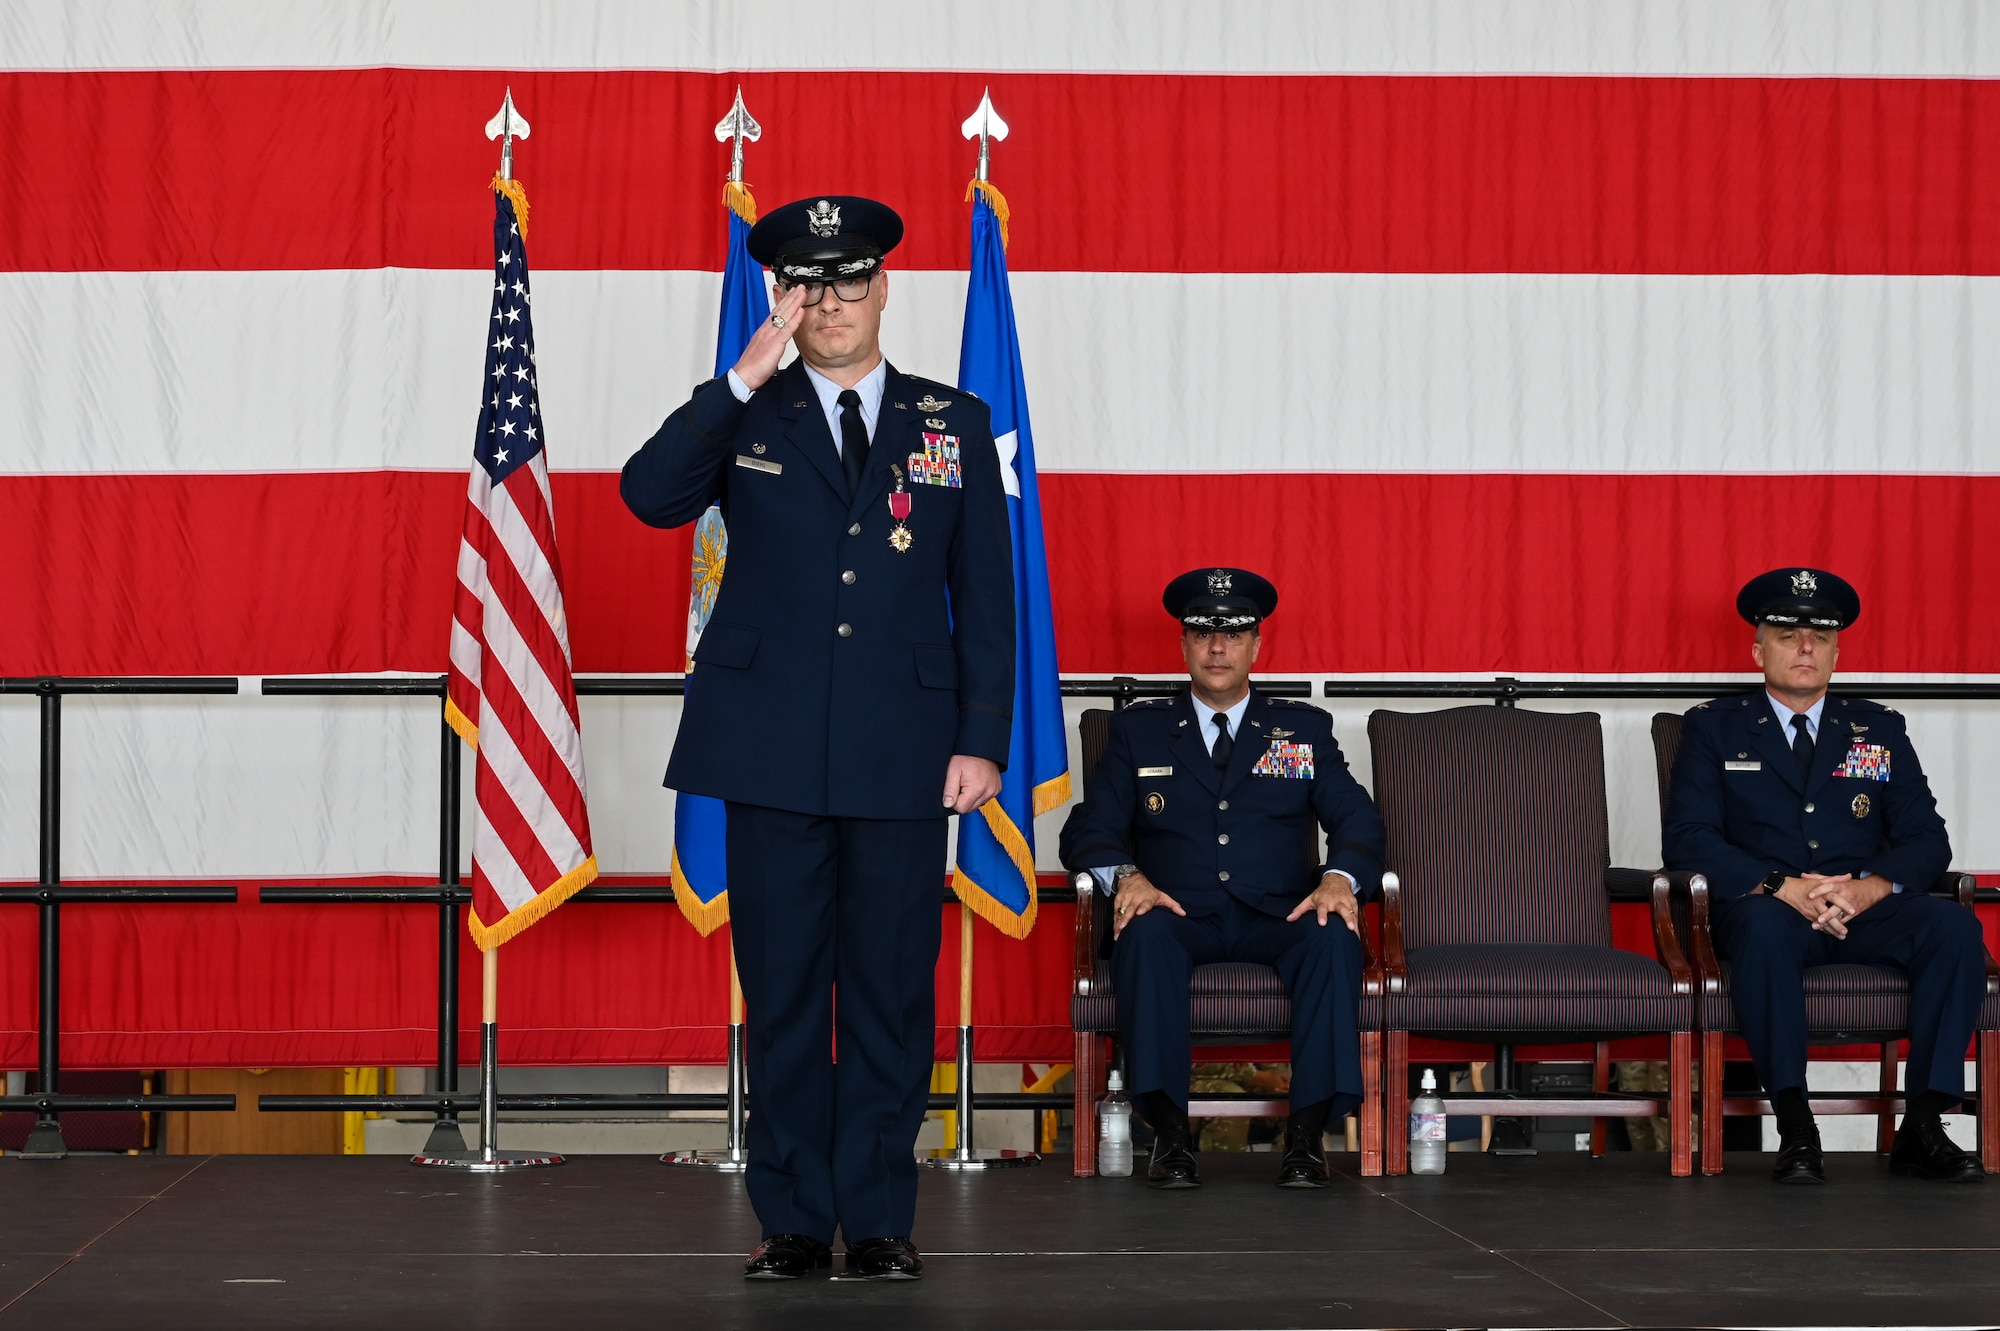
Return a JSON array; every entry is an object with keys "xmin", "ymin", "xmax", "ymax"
[
  {"xmin": 1409, "ymin": 1068, "xmax": 1448, "ymax": 1174},
  {"xmin": 1097, "ymin": 1070, "xmax": 1133, "ymax": 1177}
]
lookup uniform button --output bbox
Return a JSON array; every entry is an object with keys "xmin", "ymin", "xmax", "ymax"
[
  {"xmin": 1808, "ymin": 839, "xmax": 1819, "ymax": 849},
  {"xmin": 841, "ymin": 570, "xmax": 856, "ymax": 585},
  {"xmin": 1217, "ymin": 800, "xmax": 1228, "ymax": 811},
  {"xmin": 1804, "ymin": 802, "xmax": 1815, "ymax": 813},
  {"xmin": 1217, "ymin": 834, "xmax": 1230, "ymax": 845},
  {"xmin": 836, "ymin": 623, "xmax": 852, "ymax": 638},
  {"xmin": 1217, "ymin": 871, "xmax": 1231, "ymax": 883},
  {"xmin": 848, "ymin": 523, "xmax": 861, "ymax": 536}
]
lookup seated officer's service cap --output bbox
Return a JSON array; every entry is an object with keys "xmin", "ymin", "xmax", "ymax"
[
  {"xmin": 1736, "ymin": 567, "xmax": 1860, "ymax": 630},
  {"xmin": 1164, "ymin": 567, "xmax": 1278, "ymax": 631},
  {"xmin": 747, "ymin": 195, "xmax": 904, "ymax": 284}
]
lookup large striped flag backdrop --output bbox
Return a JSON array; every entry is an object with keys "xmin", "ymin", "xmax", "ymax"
[
  {"xmin": 2, "ymin": 4, "xmax": 1998, "ymax": 1031},
  {"xmin": 951, "ymin": 176, "xmax": 1069, "ymax": 939},
  {"xmin": 446, "ymin": 173, "xmax": 598, "ymax": 950}
]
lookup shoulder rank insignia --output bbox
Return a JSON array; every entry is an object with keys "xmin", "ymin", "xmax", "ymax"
[{"xmin": 915, "ymin": 394, "xmax": 951, "ymax": 412}]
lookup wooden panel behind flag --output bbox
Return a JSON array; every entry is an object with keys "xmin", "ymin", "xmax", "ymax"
[{"xmin": 446, "ymin": 170, "xmax": 598, "ymax": 950}]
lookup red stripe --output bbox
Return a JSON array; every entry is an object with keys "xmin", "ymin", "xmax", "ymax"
[
  {"xmin": 472, "ymin": 735, "xmax": 565, "ymax": 902},
  {"xmin": 468, "ymin": 594, "xmax": 592, "ymax": 854},
  {"xmin": 499, "ymin": 465, "xmax": 584, "ymax": 729},
  {"xmin": 4, "ymin": 70, "xmax": 1995, "ymax": 274},
  {"xmin": 3, "ymin": 470, "xmax": 1995, "ymax": 676},
  {"xmin": 468, "ymin": 479, "xmax": 583, "ymax": 732}
]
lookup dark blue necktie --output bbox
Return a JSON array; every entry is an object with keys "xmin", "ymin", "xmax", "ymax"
[
  {"xmin": 837, "ymin": 388, "xmax": 869, "ymax": 495},
  {"xmin": 1791, "ymin": 713, "xmax": 1815, "ymax": 779},
  {"xmin": 1210, "ymin": 712, "xmax": 1233, "ymax": 769}
]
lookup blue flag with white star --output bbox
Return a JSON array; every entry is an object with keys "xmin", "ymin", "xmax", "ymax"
[
  {"xmin": 670, "ymin": 192, "xmax": 769, "ymax": 935},
  {"xmin": 951, "ymin": 184, "xmax": 1069, "ymax": 939}
]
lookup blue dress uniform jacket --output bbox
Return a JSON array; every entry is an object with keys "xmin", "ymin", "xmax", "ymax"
[
  {"xmin": 620, "ymin": 359, "xmax": 1015, "ymax": 819},
  {"xmin": 1663, "ymin": 693, "xmax": 1950, "ymax": 902},
  {"xmin": 1059, "ymin": 690, "xmax": 1386, "ymax": 912}
]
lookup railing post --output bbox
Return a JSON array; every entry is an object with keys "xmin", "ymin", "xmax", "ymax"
[
  {"xmin": 422, "ymin": 694, "xmax": 469, "ymax": 1156},
  {"xmin": 23, "ymin": 682, "xmax": 68, "ymax": 1157},
  {"xmin": 1495, "ymin": 676, "xmax": 1520, "ymax": 709}
]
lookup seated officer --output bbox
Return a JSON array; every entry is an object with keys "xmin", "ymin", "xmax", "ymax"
[
  {"xmin": 1059, "ymin": 568, "xmax": 1386, "ymax": 1189},
  {"xmin": 1664, "ymin": 568, "xmax": 1984, "ymax": 1184}
]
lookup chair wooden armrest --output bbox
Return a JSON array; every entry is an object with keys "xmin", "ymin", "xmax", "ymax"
[
  {"xmin": 1932, "ymin": 870, "xmax": 1978, "ymax": 909},
  {"xmin": 1358, "ymin": 876, "xmax": 1383, "ymax": 996},
  {"xmin": 1379, "ymin": 870, "xmax": 1407, "ymax": 995},
  {"xmin": 1659, "ymin": 870, "xmax": 1720, "ymax": 997},
  {"xmin": 1070, "ymin": 871, "xmax": 1098, "ymax": 995},
  {"xmin": 1647, "ymin": 872, "xmax": 1692, "ymax": 994}
]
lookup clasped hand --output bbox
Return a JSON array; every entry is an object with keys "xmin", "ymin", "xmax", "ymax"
[{"xmin": 1774, "ymin": 872, "xmax": 1891, "ymax": 939}]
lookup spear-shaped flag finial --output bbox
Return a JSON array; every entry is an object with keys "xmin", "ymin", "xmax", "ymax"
[
  {"xmin": 960, "ymin": 87, "xmax": 1008, "ymax": 184},
  {"xmin": 485, "ymin": 87, "xmax": 531, "ymax": 182},
  {"xmin": 714, "ymin": 86, "xmax": 762, "ymax": 185}
]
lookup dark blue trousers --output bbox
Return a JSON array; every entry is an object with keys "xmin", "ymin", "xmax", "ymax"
[
  {"xmin": 1111, "ymin": 894, "xmax": 1365, "ymax": 1120},
  {"xmin": 1714, "ymin": 890, "xmax": 1987, "ymax": 1100},
  {"xmin": 725, "ymin": 803, "xmax": 946, "ymax": 1245}
]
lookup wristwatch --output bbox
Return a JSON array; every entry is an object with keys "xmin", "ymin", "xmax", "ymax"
[
  {"xmin": 1759, "ymin": 870, "xmax": 1789, "ymax": 895},
  {"xmin": 1109, "ymin": 864, "xmax": 1142, "ymax": 884}
]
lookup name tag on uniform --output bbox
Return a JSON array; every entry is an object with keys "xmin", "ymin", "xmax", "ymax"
[
  {"xmin": 735, "ymin": 455, "xmax": 782, "ymax": 474},
  {"xmin": 1252, "ymin": 741, "xmax": 1314, "ymax": 779},
  {"xmin": 1836, "ymin": 743, "xmax": 1891, "ymax": 781},
  {"xmin": 1137, "ymin": 766, "xmax": 1173, "ymax": 777},
  {"xmin": 1724, "ymin": 760, "xmax": 1761, "ymax": 771}
]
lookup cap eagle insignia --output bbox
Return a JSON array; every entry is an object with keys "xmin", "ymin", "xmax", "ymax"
[
  {"xmin": 806, "ymin": 200, "xmax": 842, "ymax": 236},
  {"xmin": 1791, "ymin": 569, "xmax": 1818, "ymax": 596},
  {"xmin": 1207, "ymin": 568, "xmax": 1232, "ymax": 594}
]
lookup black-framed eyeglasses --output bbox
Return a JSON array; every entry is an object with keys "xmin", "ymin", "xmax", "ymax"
[{"xmin": 778, "ymin": 273, "xmax": 876, "ymax": 306}]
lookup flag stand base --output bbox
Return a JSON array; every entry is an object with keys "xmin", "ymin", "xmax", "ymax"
[
  {"xmin": 918, "ymin": 1023, "xmax": 1040, "ymax": 1171},
  {"xmin": 412, "ymin": 1009, "xmax": 563, "ymax": 1170},
  {"xmin": 663, "ymin": 1022, "xmax": 748, "ymax": 1171}
]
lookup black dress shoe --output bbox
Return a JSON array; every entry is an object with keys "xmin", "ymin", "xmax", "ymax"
[
  {"xmin": 1147, "ymin": 1123, "xmax": 1201, "ymax": 1189},
  {"xmin": 834, "ymin": 1236, "xmax": 923, "ymax": 1281},
  {"xmin": 1276, "ymin": 1122, "xmax": 1329, "ymax": 1189},
  {"xmin": 1890, "ymin": 1117, "xmax": 1985, "ymax": 1183},
  {"xmin": 1771, "ymin": 1125, "xmax": 1825, "ymax": 1184},
  {"xmin": 744, "ymin": 1233, "xmax": 833, "ymax": 1280}
]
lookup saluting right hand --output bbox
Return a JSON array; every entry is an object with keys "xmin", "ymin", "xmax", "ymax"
[
  {"xmin": 731, "ymin": 283, "xmax": 808, "ymax": 391},
  {"xmin": 1111, "ymin": 871, "xmax": 1185, "ymax": 938}
]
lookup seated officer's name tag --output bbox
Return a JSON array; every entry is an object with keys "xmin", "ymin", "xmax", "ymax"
[
  {"xmin": 735, "ymin": 454, "xmax": 781, "ymax": 475},
  {"xmin": 1252, "ymin": 741, "xmax": 1314, "ymax": 779},
  {"xmin": 1136, "ymin": 766, "xmax": 1173, "ymax": 777},
  {"xmin": 1836, "ymin": 743, "xmax": 1891, "ymax": 781},
  {"xmin": 906, "ymin": 432, "xmax": 963, "ymax": 488},
  {"xmin": 1724, "ymin": 760, "xmax": 1761, "ymax": 771}
]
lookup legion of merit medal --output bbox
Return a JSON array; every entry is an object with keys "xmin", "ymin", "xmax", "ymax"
[{"xmin": 888, "ymin": 469, "xmax": 913, "ymax": 552}]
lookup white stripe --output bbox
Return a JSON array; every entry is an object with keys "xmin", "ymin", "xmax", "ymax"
[
  {"xmin": 449, "ymin": 616, "xmax": 484, "ymax": 694},
  {"xmin": 474, "ymin": 543, "xmax": 588, "ymax": 791},
  {"xmin": 485, "ymin": 468, "xmax": 573, "ymax": 653},
  {"xmin": 4, "ymin": 0, "xmax": 1996, "ymax": 75},
  {"xmin": 471, "ymin": 699, "xmax": 587, "ymax": 899},
  {"xmin": 471, "ymin": 761, "xmax": 542, "ymax": 913},
  {"xmin": 6, "ymin": 268, "xmax": 1996, "ymax": 477}
]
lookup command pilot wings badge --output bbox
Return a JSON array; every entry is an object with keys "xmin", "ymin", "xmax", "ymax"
[{"xmin": 915, "ymin": 394, "xmax": 951, "ymax": 412}]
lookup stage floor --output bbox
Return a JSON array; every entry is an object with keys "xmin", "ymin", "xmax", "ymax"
[{"xmin": 3, "ymin": 1150, "xmax": 1998, "ymax": 1330}]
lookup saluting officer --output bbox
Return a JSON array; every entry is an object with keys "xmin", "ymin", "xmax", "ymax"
[
  {"xmin": 622, "ymin": 196, "xmax": 1015, "ymax": 1279},
  {"xmin": 1664, "ymin": 568, "xmax": 1984, "ymax": 1184},
  {"xmin": 1059, "ymin": 569, "xmax": 1385, "ymax": 1189}
]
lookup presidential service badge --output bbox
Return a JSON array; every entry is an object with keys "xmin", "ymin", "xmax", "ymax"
[
  {"xmin": 1852, "ymin": 792, "xmax": 1872, "ymax": 818},
  {"xmin": 1145, "ymin": 792, "xmax": 1166, "ymax": 814}
]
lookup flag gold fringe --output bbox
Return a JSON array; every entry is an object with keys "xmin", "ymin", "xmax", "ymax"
[
  {"xmin": 491, "ymin": 173, "xmax": 530, "ymax": 238},
  {"xmin": 670, "ymin": 844, "xmax": 731, "ymax": 936},
  {"xmin": 723, "ymin": 180, "xmax": 758, "ymax": 224},
  {"xmin": 468, "ymin": 854, "xmax": 597, "ymax": 951},
  {"xmin": 444, "ymin": 696, "xmax": 478, "ymax": 747},
  {"xmin": 951, "ymin": 769, "xmax": 1069, "ymax": 940},
  {"xmin": 964, "ymin": 178, "xmax": 1010, "ymax": 249}
]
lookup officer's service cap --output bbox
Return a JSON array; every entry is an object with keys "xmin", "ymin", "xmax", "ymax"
[
  {"xmin": 747, "ymin": 196, "xmax": 904, "ymax": 285},
  {"xmin": 1164, "ymin": 567, "xmax": 1278, "ymax": 631},
  {"xmin": 1736, "ymin": 567, "xmax": 1860, "ymax": 631}
]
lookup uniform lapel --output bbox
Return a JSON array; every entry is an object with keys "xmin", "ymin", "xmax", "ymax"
[
  {"xmin": 848, "ymin": 362, "xmax": 915, "ymax": 522},
  {"xmin": 1746, "ymin": 695, "xmax": 1806, "ymax": 795},
  {"xmin": 1171, "ymin": 693, "xmax": 1222, "ymax": 796},
  {"xmin": 770, "ymin": 360, "xmax": 846, "ymax": 500},
  {"xmin": 1217, "ymin": 690, "xmax": 1268, "ymax": 797}
]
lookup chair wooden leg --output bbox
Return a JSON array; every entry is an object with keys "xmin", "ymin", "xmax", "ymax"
[
  {"xmin": 1360, "ymin": 1028, "xmax": 1384, "ymax": 1176},
  {"xmin": 1981, "ymin": 1030, "xmax": 2000, "ymax": 1174},
  {"xmin": 1700, "ymin": 1030, "xmax": 1725, "ymax": 1175},
  {"xmin": 1876, "ymin": 1040, "xmax": 1899, "ymax": 1154},
  {"xmin": 1385, "ymin": 1029, "xmax": 1410, "ymax": 1175},
  {"xmin": 1073, "ymin": 1031, "xmax": 1101, "ymax": 1177},
  {"xmin": 1668, "ymin": 1030, "xmax": 1693, "ymax": 1177},
  {"xmin": 1590, "ymin": 1041, "xmax": 1609, "ymax": 1158}
]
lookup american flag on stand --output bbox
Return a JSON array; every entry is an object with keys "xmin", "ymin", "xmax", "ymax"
[{"xmin": 446, "ymin": 175, "xmax": 597, "ymax": 950}]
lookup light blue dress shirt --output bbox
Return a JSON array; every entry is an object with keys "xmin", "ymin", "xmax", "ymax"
[{"xmin": 726, "ymin": 358, "xmax": 886, "ymax": 452}]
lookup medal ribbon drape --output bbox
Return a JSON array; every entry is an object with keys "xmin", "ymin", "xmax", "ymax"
[
  {"xmin": 446, "ymin": 175, "xmax": 598, "ymax": 949},
  {"xmin": 950, "ymin": 179, "xmax": 1069, "ymax": 939},
  {"xmin": 669, "ymin": 178, "xmax": 771, "ymax": 936}
]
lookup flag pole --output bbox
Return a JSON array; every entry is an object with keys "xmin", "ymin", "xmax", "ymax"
[
  {"xmin": 920, "ymin": 88, "xmax": 1039, "ymax": 1172},
  {"xmin": 661, "ymin": 88, "xmax": 763, "ymax": 1173},
  {"xmin": 413, "ymin": 87, "xmax": 564, "ymax": 1173}
]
